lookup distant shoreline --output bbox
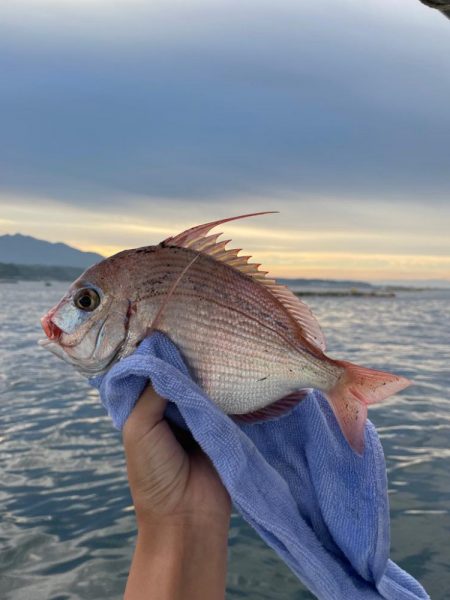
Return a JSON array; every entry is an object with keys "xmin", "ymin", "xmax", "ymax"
[
  {"xmin": 295, "ymin": 290, "xmax": 396, "ymax": 298},
  {"xmin": 0, "ymin": 263, "xmax": 82, "ymax": 282},
  {"xmin": 0, "ymin": 263, "xmax": 448, "ymax": 295}
]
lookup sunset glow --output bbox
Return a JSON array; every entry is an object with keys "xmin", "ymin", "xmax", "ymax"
[
  {"xmin": 1, "ymin": 193, "xmax": 449, "ymax": 282},
  {"xmin": 1, "ymin": 0, "xmax": 449, "ymax": 284}
]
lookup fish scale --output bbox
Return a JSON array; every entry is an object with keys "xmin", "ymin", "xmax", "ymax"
[
  {"xmin": 40, "ymin": 213, "xmax": 411, "ymax": 453},
  {"xmin": 140, "ymin": 247, "xmax": 314, "ymax": 353},
  {"xmin": 108, "ymin": 246, "xmax": 341, "ymax": 413},
  {"xmin": 162, "ymin": 308, "xmax": 306, "ymax": 413}
]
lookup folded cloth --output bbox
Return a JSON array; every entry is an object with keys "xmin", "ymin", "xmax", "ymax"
[{"xmin": 90, "ymin": 333, "xmax": 429, "ymax": 600}]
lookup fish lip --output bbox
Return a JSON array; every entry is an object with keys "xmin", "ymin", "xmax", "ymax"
[
  {"xmin": 38, "ymin": 335, "xmax": 79, "ymax": 350},
  {"xmin": 41, "ymin": 312, "xmax": 63, "ymax": 341},
  {"xmin": 37, "ymin": 318, "xmax": 126, "ymax": 378},
  {"xmin": 39, "ymin": 338, "xmax": 121, "ymax": 377},
  {"xmin": 39, "ymin": 318, "xmax": 107, "ymax": 353}
]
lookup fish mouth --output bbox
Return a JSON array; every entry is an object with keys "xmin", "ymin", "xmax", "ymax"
[
  {"xmin": 38, "ymin": 317, "xmax": 125, "ymax": 377},
  {"xmin": 39, "ymin": 338, "xmax": 123, "ymax": 377},
  {"xmin": 41, "ymin": 314, "xmax": 63, "ymax": 341}
]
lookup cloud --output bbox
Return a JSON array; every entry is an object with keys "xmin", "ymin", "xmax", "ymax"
[{"xmin": 0, "ymin": 0, "xmax": 449, "ymax": 208}]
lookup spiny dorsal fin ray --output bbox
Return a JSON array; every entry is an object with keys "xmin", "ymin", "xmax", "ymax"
[
  {"xmin": 265, "ymin": 284, "xmax": 326, "ymax": 351},
  {"xmin": 164, "ymin": 212, "xmax": 278, "ymax": 248},
  {"xmin": 163, "ymin": 212, "xmax": 326, "ymax": 352}
]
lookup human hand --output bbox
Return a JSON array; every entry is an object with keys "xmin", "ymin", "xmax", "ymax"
[
  {"xmin": 123, "ymin": 384, "xmax": 231, "ymax": 527},
  {"xmin": 122, "ymin": 385, "xmax": 231, "ymax": 600}
]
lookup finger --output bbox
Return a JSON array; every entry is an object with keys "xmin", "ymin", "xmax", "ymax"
[{"xmin": 123, "ymin": 383, "xmax": 168, "ymax": 443}]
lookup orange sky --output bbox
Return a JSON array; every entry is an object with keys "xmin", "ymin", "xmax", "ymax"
[{"xmin": 1, "ymin": 194, "xmax": 449, "ymax": 282}]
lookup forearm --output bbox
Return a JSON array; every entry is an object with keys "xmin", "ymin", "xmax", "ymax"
[{"xmin": 124, "ymin": 516, "xmax": 229, "ymax": 600}]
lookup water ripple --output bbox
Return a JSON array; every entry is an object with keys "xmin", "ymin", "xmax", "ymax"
[{"xmin": 0, "ymin": 282, "xmax": 449, "ymax": 598}]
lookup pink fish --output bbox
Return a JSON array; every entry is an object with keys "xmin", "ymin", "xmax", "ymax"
[{"xmin": 40, "ymin": 213, "xmax": 410, "ymax": 453}]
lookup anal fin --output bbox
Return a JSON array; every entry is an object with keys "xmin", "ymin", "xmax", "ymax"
[{"xmin": 233, "ymin": 390, "xmax": 309, "ymax": 423}]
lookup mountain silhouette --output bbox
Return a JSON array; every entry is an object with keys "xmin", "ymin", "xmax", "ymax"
[{"xmin": 0, "ymin": 233, "xmax": 104, "ymax": 268}]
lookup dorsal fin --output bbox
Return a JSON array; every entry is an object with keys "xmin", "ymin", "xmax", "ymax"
[
  {"xmin": 263, "ymin": 283, "xmax": 326, "ymax": 351},
  {"xmin": 163, "ymin": 213, "xmax": 326, "ymax": 351},
  {"xmin": 163, "ymin": 212, "xmax": 277, "ymax": 248}
]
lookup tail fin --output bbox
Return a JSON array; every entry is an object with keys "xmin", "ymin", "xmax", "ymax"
[{"xmin": 327, "ymin": 361, "xmax": 411, "ymax": 455}]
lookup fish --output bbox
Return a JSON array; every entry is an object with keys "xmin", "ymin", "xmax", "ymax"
[{"xmin": 39, "ymin": 212, "xmax": 410, "ymax": 454}]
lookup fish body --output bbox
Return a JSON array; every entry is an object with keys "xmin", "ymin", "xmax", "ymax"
[{"xmin": 40, "ymin": 213, "xmax": 410, "ymax": 453}]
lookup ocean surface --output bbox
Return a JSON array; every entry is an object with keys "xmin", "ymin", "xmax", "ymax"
[{"xmin": 1, "ymin": 281, "xmax": 449, "ymax": 599}]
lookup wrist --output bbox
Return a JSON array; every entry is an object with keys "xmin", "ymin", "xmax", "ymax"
[
  {"xmin": 136, "ymin": 511, "xmax": 230, "ymax": 552},
  {"xmin": 125, "ymin": 515, "xmax": 230, "ymax": 600}
]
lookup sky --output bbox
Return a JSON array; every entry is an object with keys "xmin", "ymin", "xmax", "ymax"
[{"xmin": 0, "ymin": 0, "xmax": 449, "ymax": 281}]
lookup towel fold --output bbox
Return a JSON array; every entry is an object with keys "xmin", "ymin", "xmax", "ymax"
[{"xmin": 90, "ymin": 332, "xmax": 428, "ymax": 600}]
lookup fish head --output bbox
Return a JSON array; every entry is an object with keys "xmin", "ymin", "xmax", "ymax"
[{"xmin": 39, "ymin": 258, "xmax": 132, "ymax": 377}]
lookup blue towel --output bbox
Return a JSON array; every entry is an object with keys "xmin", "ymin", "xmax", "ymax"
[{"xmin": 90, "ymin": 333, "xmax": 428, "ymax": 600}]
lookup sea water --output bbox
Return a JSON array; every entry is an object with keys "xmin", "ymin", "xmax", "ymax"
[{"xmin": 0, "ymin": 282, "xmax": 449, "ymax": 599}]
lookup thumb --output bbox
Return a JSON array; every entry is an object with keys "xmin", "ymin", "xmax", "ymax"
[{"xmin": 123, "ymin": 383, "xmax": 168, "ymax": 444}]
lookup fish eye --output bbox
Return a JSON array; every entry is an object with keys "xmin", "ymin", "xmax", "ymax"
[{"xmin": 73, "ymin": 288, "xmax": 101, "ymax": 312}]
